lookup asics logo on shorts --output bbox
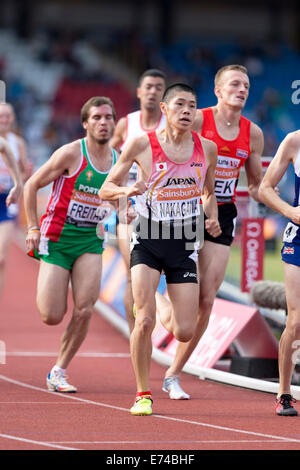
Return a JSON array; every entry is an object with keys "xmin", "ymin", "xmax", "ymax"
[{"xmin": 183, "ymin": 272, "xmax": 197, "ymax": 278}]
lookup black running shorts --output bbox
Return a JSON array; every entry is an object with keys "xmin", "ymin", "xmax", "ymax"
[
  {"xmin": 130, "ymin": 221, "xmax": 199, "ymax": 284},
  {"xmin": 204, "ymin": 203, "xmax": 237, "ymax": 246}
]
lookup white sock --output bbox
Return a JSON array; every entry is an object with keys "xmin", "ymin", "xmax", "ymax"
[{"xmin": 51, "ymin": 365, "xmax": 66, "ymax": 376}]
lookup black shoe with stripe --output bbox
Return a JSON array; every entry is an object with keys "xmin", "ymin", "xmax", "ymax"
[{"xmin": 275, "ymin": 394, "xmax": 298, "ymax": 416}]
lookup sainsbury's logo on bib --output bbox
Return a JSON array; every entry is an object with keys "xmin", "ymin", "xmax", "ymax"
[{"xmin": 156, "ymin": 162, "xmax": 167, "ymax": 171}]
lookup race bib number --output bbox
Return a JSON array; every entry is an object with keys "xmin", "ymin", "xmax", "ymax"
[
  {"xmin": 283, "ymin": 222, "xmax": 298, "ymax": 243},
  {"xmin": 158, "ymin": 198, "xmax": 201, "ymax": 221},
  {"xmin": 67, "ymin": 190, "xmax": 103, "ymax": 227},
  {"xmin": 156, "ymin": 185, "xmax": 202, "ymax": 221},
  {"xmin": 214, "ymin": 155, "xmax": 240, "ymax": 200},
  {"xmin": 96, "ymin": 203, "xmax": 113, "ymax": 222}
]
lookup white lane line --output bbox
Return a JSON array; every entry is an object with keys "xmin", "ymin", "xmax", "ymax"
[
  {"xmin": 0, "ymin": 402, "xmax": 88, "ymax": 404},
  {"xmin": 0, "ymin": 374, "xmax": 129, "ymax": 412},
  {"xmin": 1, "ymin": 374, "xmax": 299, "ymax": 444},
  {"xmin": 48, "ymin": 439, "xmax": 298, "ymax": 444},
  {"xmin": 0, "ymin": 433, "xmax": 78, "ymax": 450},
  {"xmin": 6, "ymin": 352, "xmax": 130, "ymax": 358}
]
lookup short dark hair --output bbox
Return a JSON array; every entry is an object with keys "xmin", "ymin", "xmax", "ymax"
[
  {"xmin": 80, "ymin": 96, "xmax": 116, "ymax": 123},
  {"xmin": 139, "ymin": 69, "xmax": 166, "ymax": 85},
  {"xmin": 162, "ymin": 83, "xmax": 197, "ymax": 103}
]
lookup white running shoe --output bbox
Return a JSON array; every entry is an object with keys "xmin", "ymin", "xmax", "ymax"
[
  {"xmin": 46, "ymin": 371, "xmax": 77, "ymax": 393},
  {"xmin": 162, "ymin": 376, "xmax": 190, "ymax": 400}
]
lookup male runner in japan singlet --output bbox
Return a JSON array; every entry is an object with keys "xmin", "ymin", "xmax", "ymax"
[
  {"xmin": 99, "ymin": 83, "xmax": 221, "ymax": 415},
  {"xmin": 130, "ymin": 129, "xmax": 207, "ymax": 283}
]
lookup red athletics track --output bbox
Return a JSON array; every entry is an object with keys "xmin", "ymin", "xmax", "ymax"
[{"xmin": 0, "ymin": 241, "xmax": 300, "ymax": 452}]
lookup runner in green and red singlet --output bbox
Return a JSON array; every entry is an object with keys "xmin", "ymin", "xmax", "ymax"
[{"xmin": 24, "ymin": 96, "xmax": 117, "ymax": 393}]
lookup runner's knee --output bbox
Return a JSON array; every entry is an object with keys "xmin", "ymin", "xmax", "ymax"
[
  {"xmin": 174, "ymin": 324, "xmax": 194, "ymax": 343},
  {"xmin": 286, "ymin": 313, "xmax": 300, "ymax": 339},
  {"xmin": 38, "ymin": 302, "xmax": 67, "ymax": 325},
  {"xmin": 199, "ymin": 293, "xmax": 215, "ymax": 318},
  {"xmin": 40, "ymin": 310, "xmax": 65, "ymax": 326},
  {"xmin": 135, "ymin": 312, "xmax": 156, "ymax": 336},
  {"xmin": 73, "ymin": 304, "xmax": 94, "ymax": 323}
]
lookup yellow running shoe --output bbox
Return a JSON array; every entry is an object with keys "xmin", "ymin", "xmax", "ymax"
[{"xmin": 130, "ymin": 394, "xmax": 153, "ymax": 416}]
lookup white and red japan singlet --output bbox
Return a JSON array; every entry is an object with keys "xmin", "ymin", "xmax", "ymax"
[{"xmin": 135, "ymin": 130, "xmax": 207, "ymax": 224}]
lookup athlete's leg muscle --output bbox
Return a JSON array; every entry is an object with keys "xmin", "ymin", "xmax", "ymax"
[
  {"xmin": 37, "ymin": 260, "xmax": 70, "ymax": 325},
  {"xmin": 166, "ymin": 241, "xmax": 230, "ymax": 376},
  {"xmin": 117, "ymin": 223, "xmax": 135, "ymax": 332},
  {"xmin": 130, "ymin": 263, "xmax": 160, "ymax": 392},
  {"xmin": 278, "ymin": 262, "xmax": 300, "ymax": 396},
  {"xmin": 55, "ymin": 253, "xmax": 102, "ymax": 370},
  {"xmin": 166, "ymin": 282, "xmax": 199, "ymax": 343}
]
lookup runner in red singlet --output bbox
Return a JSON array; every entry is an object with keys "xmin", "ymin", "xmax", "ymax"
[
  {"xmin": 100, "ymin": 83, "xmax": 221, "ymax": 415},
  {"xmin": 160, "ymin": 65, "xmax": 265, "ymax": 400}
]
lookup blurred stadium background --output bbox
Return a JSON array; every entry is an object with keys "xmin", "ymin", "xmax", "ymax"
[{"xmin": 1, "ymin": 0, "xmax": 299, "ymax": 284}]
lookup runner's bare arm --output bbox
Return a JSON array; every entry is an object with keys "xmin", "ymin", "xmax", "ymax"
[
  {"xmin": 17, "ymin": 135, "xmax": 32, "ymax": 182},
  {"xmin": 259, "ymin": 131, "xmax": 300, "ymax": 224},
  {"xmin": 24, "ymin": 142, "xmax": 79, "ymax": 230},
  {"xmin": 110, "ymin": 117, "xmax": 127, "ymax": 152},
  {"xmin": 244, "ymin": 123, "xmax": 264, "ymax": 202},
  {"xmin": 99, "ymin": 136, "xmax": 149, "ymax": 201},
  {"xmin": 201, "ymin": 139, "xmax": 221, "ymax": 237},
  {"xmin": 0, "ymin": 136, "xmax": 23, "ymax": 206}
]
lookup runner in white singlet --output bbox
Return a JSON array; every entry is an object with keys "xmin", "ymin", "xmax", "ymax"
[
  {"xmin": 0, "ymin": 102, "xmax": 27, "ymax": 298},
  {"xmin": 110, "ymin": 69, "xmax": 166, "ymax": 332}
]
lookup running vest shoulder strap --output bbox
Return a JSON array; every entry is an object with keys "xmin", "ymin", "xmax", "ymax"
[
  {"xmin": 81, "ymin": 138, "xmax": 117, "ymax": 169},
  {"xmin": 191, "ymin": 131, "xmax": 203, "ymax": 151},
  {"xmin": 147, "ymin": 131, "xmax": 162, "ymax": 158}
]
